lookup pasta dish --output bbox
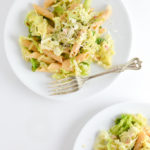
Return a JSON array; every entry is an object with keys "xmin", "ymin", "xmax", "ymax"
[
  {"xmin": 94, "ymin": 114, "xmax": 150, "ymax": 150},
  {"xmin": 19, "ymin": 0, "xmax": 114, "ymax": 79}
]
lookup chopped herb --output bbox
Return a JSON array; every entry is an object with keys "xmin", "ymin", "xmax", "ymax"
[
  {"xmin": 96, "ymin": 38, "xmax": 105, "ymax": 44},
  {"xmin": 30, "ymin": 58, "xmax": 40, "ymax": 72},
  {"xmin": 79, "ymin": 62, "xmax": 90, "ymax": 76}
]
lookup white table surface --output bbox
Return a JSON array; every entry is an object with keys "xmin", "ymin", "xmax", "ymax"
[{"xmin": 0, "ymin": 0, "xmax": 150, "ymax": 149}]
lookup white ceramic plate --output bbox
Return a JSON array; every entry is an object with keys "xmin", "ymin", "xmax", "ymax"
[
  {"xmin": 73, "ymin": 102, "xmax": 150, "ymax": 150},
  {"xmin": 4, "ymin": 0, "xmax": 132, "ymax": 100}
]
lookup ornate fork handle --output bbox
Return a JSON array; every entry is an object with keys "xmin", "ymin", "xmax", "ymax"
[{"xmin": 87, "ymin": 58, "xmax": 142, "ymax": 80}]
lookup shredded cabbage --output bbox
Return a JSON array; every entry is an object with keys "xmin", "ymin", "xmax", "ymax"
[{"xmin": 25, "ymin": 11, "xmax": 49, "ymax": 37}]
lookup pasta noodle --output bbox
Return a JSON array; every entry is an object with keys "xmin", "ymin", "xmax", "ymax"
[
  {"xmin": 91, "ymin": 5, "xmax": 112, "ymax": 30},
  {"xmin": 28, "ymin": 52, "xmax": 41, "ymax": 59},
  {"xmin": 62, "ymin": 59, "xmax": 73, "ymax": 72},
  {"xmin": 76, "ymin": 52, "xmax": 89, "ymax": 63},
  {"xmin": 97, "ymin": 5, "xmax": 112, "ymax": 22},
  {"xmin": 43, "ymin": 49, "xmax": 63, "ymax": 63},
  {"xmin": 39, "ymin": 56, "xmax": 55, "ymax": 64},
  {"xmin": 37, "ymin": 67, "xmax": 48, "ymax": 72},
  {"xmin": 22, "ymin": 39, "xmax": 37, "ymax": 52},
  {"xmin": 48, "ymin": 63, "xmax": 62, "ymax": 73},
  {"xmin": 33, "ymin": 4, "xmax": 54, "ymax": 20},
  {"xmin": 44, "ymin": 0, "xmax": 55, "ymax": 8},
  {"xmin": 70, "ymin": 30, "xmax": 86, "ymax": 57},
  {"xmin": 134, "ymin": 132, "xmax": 146, "ymax": 150}
]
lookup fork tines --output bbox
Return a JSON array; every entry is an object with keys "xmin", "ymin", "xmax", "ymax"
[{"xmin": 49, "ymin": 77, "xmax": 80, "ymax": 95}]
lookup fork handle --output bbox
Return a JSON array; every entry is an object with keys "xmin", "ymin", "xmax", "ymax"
[{"xmin": 87, "ymin": 58, "xmax": 142, "ymax": 80}]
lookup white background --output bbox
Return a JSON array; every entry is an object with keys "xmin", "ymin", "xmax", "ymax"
[{"xmin": 0, "ymin": 0, "xmax": 150, "ymax": 149}]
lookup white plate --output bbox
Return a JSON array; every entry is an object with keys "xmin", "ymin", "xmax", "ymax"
[
  {"xmin": 4, "ymin": 0, "xmax": 132, "ymax": 100},
  {"xmin": 73, "ymin": 102, "xmax": 150, "ymax": 150}
]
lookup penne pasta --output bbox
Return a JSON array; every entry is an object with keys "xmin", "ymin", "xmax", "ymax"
[
  {"xmin": 43, "ymin": 49, "xmax": 63, "ymax": 63},
  {"xmin": 44, "ymin": 0, "xmax": 55, "ymax": 8},
  {"xmin": 97, "ymin": 5, "xmax": 112, "ymax": 22},
  {"xmin": 33, "ymin": 4, "xmax": 54, "ymax": 20},
  {"xmin": 61, "ymin": 52, "xmax": 89, "ymax": 72},
  {"xmin": 28, "ymin": 52, "xmax": 55, "ymax": 64},
  {"xmin": 36, "ymin": 67, "xmax": 48, "ymax": 72},
  {"xmin": 21, "ymin": 39, "xmax": 62, "ymax": 64},
  {"xmin": 62, "ymin": 59, "xmax": 74, "ymax": 72},
  {"xmin": 134, "ymin": 131, "xmax": 145, "ymax": 150},
  {"xmin": 37, "ymin": 63, "xmax": 62, "ymax": 73},
  {"xmin": 70, "ymin": 41, "xmax": 82, "ymax": 57},
  {"xmin": 91, "ymin": 6, "xmax": 112, "ymax": 30},
  {"xmin": 39, "ymin": 56, "xmax": 55, "ymax": 64},
  {"xmin": 28, "ymin": 52, "xmax": 41, "ymax": 59},
  {"xmin": 48, "ymin": 63, "xmax": 62, "ymax": 73},
  {"xmin": 76, "ymin": 52, "xmax": 89, "ymax": 63},
  {"xmin": 47, "ymin": 25, "xmax": 54, "ymax": 34},
  {"xmin": 62, "ymin": 52, "xmax": 89, "ymax": 72},
  {"xmin": 22, "ymin": 39, "xmax": 38, "ymax": 52},
  {"xmin": 70, "ymin": 30, "xmax": 86, "ymax": 57}
]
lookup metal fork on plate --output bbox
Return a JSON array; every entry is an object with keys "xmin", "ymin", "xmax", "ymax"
[{"xmin": 49, "ymin": 58, "xmax": 142, "ymax": 95}]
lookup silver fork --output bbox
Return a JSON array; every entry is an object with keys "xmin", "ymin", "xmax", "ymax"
[{"xmin": 49, "ymin": 58, "xmax": 142, "ymax": 95}]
